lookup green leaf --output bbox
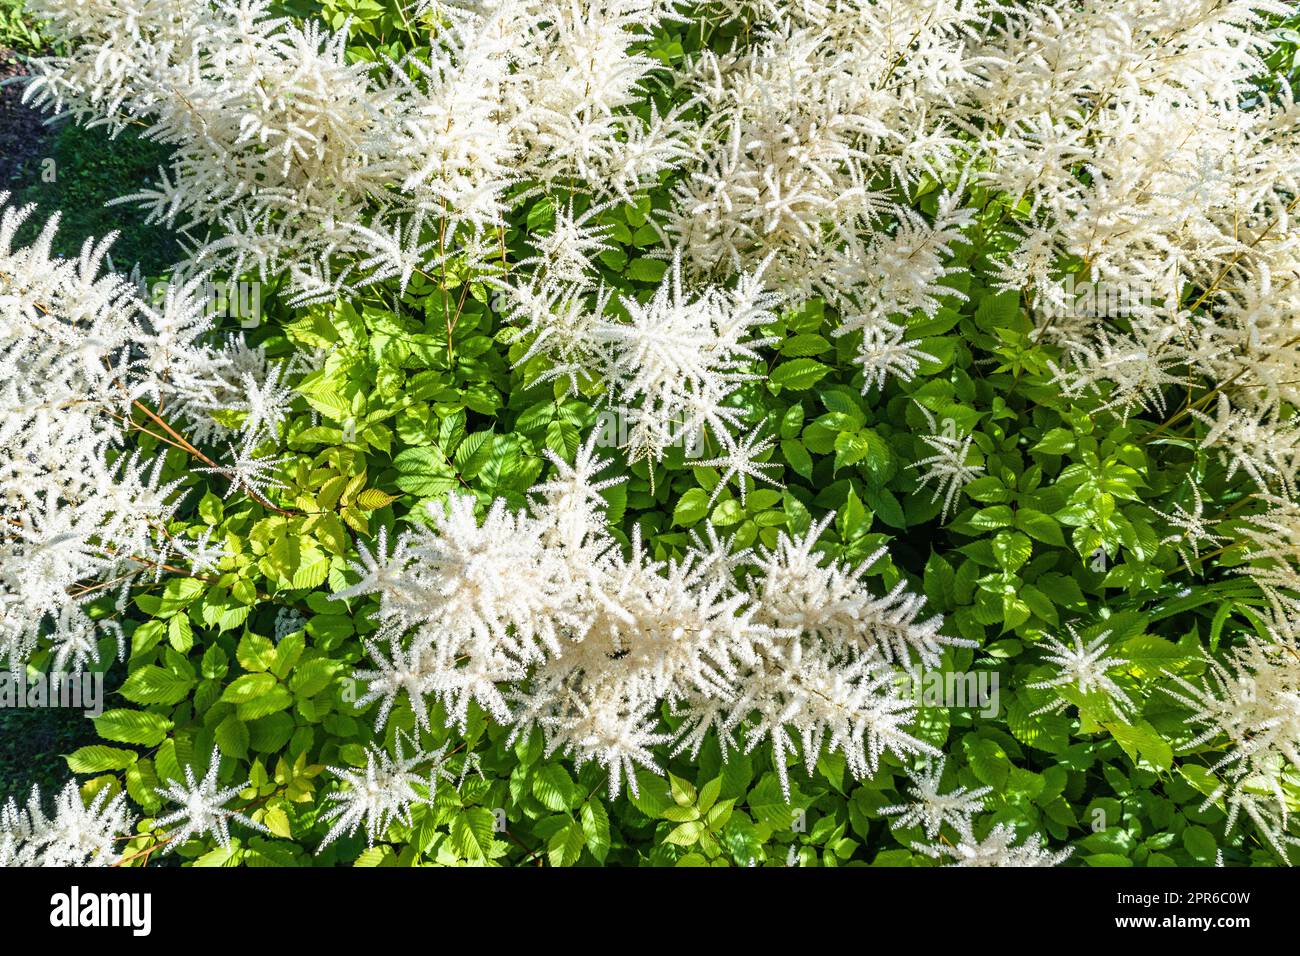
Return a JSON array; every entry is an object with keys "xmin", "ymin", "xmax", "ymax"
[
  {"xmin": 780, "ymin": 333, "xmax": 831, "ymax": 356},
  {"xmin": 1103, "ymin": 720, "xmax": 1173, "ymax": 772},
  {"xmin": 991, "ymin": 531, "xmax": 1032, "ymax": 572},
  {"xmin": 672, "ymin": 487, "xmax": 710, "ymax": 527},
  {"xmin": 221, "ymin": 673, "xmax": 279, "ymax": 704},
  {"xmin": 1182, "ymin": 826, "xmax": 1217, "ymax": 863},
  {"xmin": 837, "ymin": 487, "xmax": 871, "ymax": 542},
  {"xmin": 453, "ymin": 431, "xmax": 494, "ymax": 477},
  {"xmin": 248, "ymin": 713, "xmax": 294, "ymax": 753},
  {"xmin": 747, "ymin": 773, "xmax": 807, "ymax": 829},
  {"xmin": 125, "ymin": 759, "xmax": 162, "ymax": 812},
  {"xmin": 66, "ymin": 745, "xmax": 138, "ymax": 773},
  {"xmin": 861, "ymin": 485, "xmax": 906, "ymax": 529},
  {"xmin": 664, "ymin": 820, "xmax": 704, "ymax": 846},
  {"xmin": 1119, "ymin": 635, "xmax": 1187, "ymax": 677},
  {"xmin": 769, "ymin": 359, "xmax": 831, "ymax": 391},
  {"xmin": 236, "ymin": 632, "xmax": 277, "ymax": 673},
  {"xmin": 962, "ymin": 737, "xmax": 1011, "ymax": 790},
  {"xmin": 625, "ymin": 258, "xmax": 667, "ymax": 283},
  {"xmin": 1014, "ymin": 508, "xmax": 1065, "ymax": 546},
  {"xmin": 392, "ymin": 447, "xmax": 457, "ymax": 497},
  {"xmin": 962, "ymin": 476, "xmax": 1011, "ymax": 503},
  {"xmin": 451, "ymin": 808, "xmax": 497, "ymax": 861},
  {"xmin": 291, "ymin": 659, "xmax": 341, "ymax": 697},
  {"xmin": 1032, "ymin": 428, "xmax": 1076, "ymax": 455},
  {"xmin": 971, "ymin": 505, "xmax": 1015, "ymax": 530},
  {"xmin": 156, "ymin": 578, "xmax": 205, "ymax": 616},
  {"xmin": 215, "ymin": 714, "xmax": 250, "ymax": 760},
  {"xmin": 120, "ymin": 666, "xmax": 196, "ymax": 705},
  {"xmin": 781, "ymin": 439, "xmax": 813, "ymax": 479},
  {"xmin": 923, "ymin": 552, "xmax": 956, "ymax": 611},
  {"xmin": 168, "ymin": 613, "xmax": 194, "ymax": 652},
  {"xmin": 198, "ymin": 492, "xmax": 224, "ymax": 525},
  {"xmin": 532, "ymin": 764, "xmax": 580, "ymax": 812},
  {"xmin": 201, "ymin": 645, "xmax": 229, "ymax": 680},
  {"xmin": 94, "ymin": 710, "xmax": 172, "ymax": 747},
  {"xmin": 628, "ymin": 771, "xmax": 674, "ymax": 818},
  {"xmin": 697, "ymin": 777, "xmax": 722, "ymax": 815},
  {"xmin": 547, "ymin": 819, "xmax": 586, "ymax": 866},
  {"xmin": 581, "ymin": 800, "xmax": 611, "ymax": 863},
  {"xmin": 668, "ymin": 772, "xmax": 697, "ymax": 808},
  {"xmin": 236, "ymin": 685, "xmax": 293, "ymax": 720},
  {"xmin": 263, "ymin": 807, "xmax": 292, "ymax": 839}
]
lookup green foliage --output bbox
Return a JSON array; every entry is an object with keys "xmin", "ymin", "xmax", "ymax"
[
  {"xmin": 0, "ymin": 0, "xmax": 43, "ymax": 54},
  {"xmin": 12, "ymin": 120, "xmax": 179, "ymax": 269}
]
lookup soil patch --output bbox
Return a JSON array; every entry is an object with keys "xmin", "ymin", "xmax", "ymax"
[{"xmin": 0, "ymin": 47, "xmax": 58, "ymax": 196}]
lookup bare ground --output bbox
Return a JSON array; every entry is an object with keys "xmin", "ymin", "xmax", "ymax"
[{"xmin": 0, "ymin": 47, "xmax": 56, "ymax": 196}]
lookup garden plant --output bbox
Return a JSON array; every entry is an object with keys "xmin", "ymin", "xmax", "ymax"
[{"xmin": 2, "ymin": 0, "xmax": 1300, "ymax": 869}]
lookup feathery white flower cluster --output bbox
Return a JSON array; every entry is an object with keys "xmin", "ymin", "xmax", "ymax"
[
  {"xmin": 153, "ymin": 748, "xmax": 265, "ymax": 851},
  {"xmin": 971, "ymin": 4, "xmax": 1300, "ymax": 473},
  {"xmin": 508, "ymin": 254, "xmax": 781, "ymax": 464},
  {"xmin": 21, "ymin": 0, "xmax": 992, "ymax": 456},
  {"xmin": 333, "ymin": 434, "xmax": 961, "ymax": 797},
  {"xmin": 0, "ymin": 196, "xmax": 229, "ymax": 671},
  {"xmin": 318, "ymin": 733, "xmax": 480, "ymax": 850},
  {"xmin": 881, "ymin": 757, "xmax": 990, "ymax": 840},
  {"xmin": 24, "ymin": 0, "xmax": 689, "ymax": 305},
  {"xmin": 1164, "ymin": 630, "xmax": 1300, "ymax": 860},
  {"xmin": 915, "ymin": 820, "xmax": 1074, "ymax": 867},
  {"xmin": 15, "ymin": 0, "xmax": 1300, "ymax": 860},
  {"xmin": 955, "ymin": 1, "xmax": 1300, "ymax": 841},
  {"xmin": 885, "ymin": 757, "xmax": 1070, "ymax": 866},
  {"xmin": 1, "ymin": 781, "xmax": 134, "ymax": 866},
  {"xmin": 1028, "ymin": 625, "xmax": 1136, "ymax": 720},
  {"xmin": 26, "ymin": 1, "xmax": 1300, "ymax": 432},
  {"xmin": 667, "ymin": 6, "xmax": 979, "ymax": 390}
]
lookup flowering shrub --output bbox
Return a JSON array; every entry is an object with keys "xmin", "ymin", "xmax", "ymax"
[{"xmin": 3, "ymin": 0, "xmax": 1300, "ymax": 867}]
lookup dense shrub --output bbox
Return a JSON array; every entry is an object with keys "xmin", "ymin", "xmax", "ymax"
[{"xmin": 3, "ymin": 0, "xmax": 1299, "ymax": 867}]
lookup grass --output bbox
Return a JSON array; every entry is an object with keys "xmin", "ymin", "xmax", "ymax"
[
  {"xmin": 13, "ymin": 119, "xmax": 181, "ymax": 271},
  {"xmin": 0, "ymin": 705, "xmax": 105, "ymax": 805}
]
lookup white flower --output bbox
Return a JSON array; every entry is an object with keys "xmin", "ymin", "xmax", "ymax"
[
  {"xmin": 689, "ymin": 425, "xmax": 783, "ymax": 509},
  {"xmin": 1028, "ymin": 625, "xmax": 1135, "ymax": 719},
  {"xmin": 2, "ymin": 781, "xmax": 133, "ymax": 867},
  {"xmin": 909, "ymin": 402, "xmax": 984, "ymax": 523},
  {"xmin": 519, "ymin": 200, "xmax": 617, "ymax": 285},
  {"xmin": 916, "ymin": 820, "xmax": 1072, "ymax": 867},
  {"xmin": 881, "ymin": 758, "xmax": 991, "ymax": 839},
  {"xmin": 0, "ymin": 195, "xmax": 214, "ymax": 672},
  {"xmin": 1151, "ymin": 483, "xmax": 1227, "ymax": 574},
  {"xmin": 333, "ymin": 433, "xmax": 948, "ymax": 799},
  {"xmin": 848, "ymin": 318, "xmax": 940, "ymax": 394},
  {"xmin": 352, "ymin": 640, "xmax": 439, "ymax": 734},
  {"xmin": 589, "ymin": 253, "xmax": 781, "ymax": 465},
  {"xmin": 1163, "ymin": 631, "xmax": 1300, "ymax": 858},
  {"xmin": 318, "ymin": 737, "xmax": 443, "ymax": 850},
  {"xmin": 749, "ymin": 513, "xmax": 970, "ymax": 669},
  {"xmin": 155, "ymin": 748, "xmax": 265, "ymax": 850},
  {"xmin": 197, "ymin": 437, "xmax": 289, "ymax": 502}
]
